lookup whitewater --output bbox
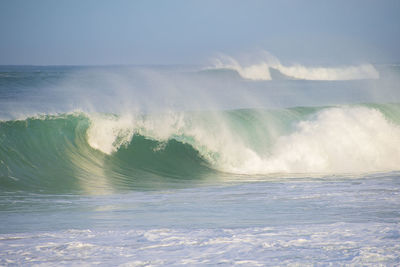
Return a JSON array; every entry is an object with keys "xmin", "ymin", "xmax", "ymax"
[{"xmin": 0, "ymin": 60, "xmax": 400, "ymax": 265}]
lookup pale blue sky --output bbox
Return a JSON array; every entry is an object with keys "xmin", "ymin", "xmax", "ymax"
[{"xmin": 0, "ymin": 0, "xmax": 399, "ymax": 65}]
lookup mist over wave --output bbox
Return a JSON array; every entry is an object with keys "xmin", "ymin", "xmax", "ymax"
[
  {"xmin": 1, "ymin": 104, "xmax": 400, "ymax": 193},
  {"xmin": 87, "ymin": 105, "xmax": 400, "ymax": 174},
  {"xmin": 1, "ymin": 62, "xmax": 400, "ymax": 266},
  {"xmin": 0, "ymin": 62, "xmax": 399, "ymax": 193},
  {"xmin": 210, "ymin": 52, "xmax": 380, "ymax": 81}
]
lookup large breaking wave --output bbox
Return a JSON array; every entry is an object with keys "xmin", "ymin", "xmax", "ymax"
[{"xmin": 1, "ymin": 103, "xmax": 400, "ymax": 193}]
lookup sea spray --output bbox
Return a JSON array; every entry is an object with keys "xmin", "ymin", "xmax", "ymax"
[
  {"xmin": 211, "ymin": 53, "xmax": 380, "ymax": 80},
  {"xmin": 2, "ymin": 104, "xmax": 400, "ymax": 193},
  {"xmin": 87, "ymin": 113, "xmax": 135, "ymax": 154},
  {"xmin": 85, "ymin": 105, "xmax": 400, "ymax": 174}
]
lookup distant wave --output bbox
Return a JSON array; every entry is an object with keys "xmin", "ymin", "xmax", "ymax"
[
  {"xmin": 210, "ymin": 55, "xmax": 380, "ymax": 81},
  {"xmin": 1, "ymin": 103, "xmax": 400, "ymax": 193}
]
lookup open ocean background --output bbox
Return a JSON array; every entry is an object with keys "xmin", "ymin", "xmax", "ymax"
[{"xmin": 1, "ymin": 62, "xmax": 400, "ymax": 265}]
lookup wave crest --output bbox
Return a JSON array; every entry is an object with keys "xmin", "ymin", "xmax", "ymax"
[
  {"xmin": 1, "ymin": 104, "xmax": 400, "ymax": 193},
  {"xmin": 211, "ymin": 54, "xmax": 379, "ymax": 81},
  {"xmin": 85, "ymin": 105, "xmax": 400, "ymax": 174}
]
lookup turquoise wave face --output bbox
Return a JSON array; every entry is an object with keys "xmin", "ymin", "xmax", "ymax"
[
  {"xmin": 1, "ymin": 103, "xmax": 400, "ymax": 194},
  {"xmin": 0, "ymin": 114, "xmax": 216, "ymax": 194}
]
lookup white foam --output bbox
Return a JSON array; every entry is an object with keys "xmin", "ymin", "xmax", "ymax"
[
  {"xmin": 86, "ymin": 114, "xmax": 135, "ymax": 154},
  {"xmin": 230, "ymin": 107, "xmax": 400, "ymax": 174},
  {"xmin": 211, "ymin": 54, "xmax": 379, "ymax": 81},
  {"xmin": 1, "ymin": 222, "xmax": 398, "ymax": 266},
  {"xmin": 85, "ymin": 106, "xmax": 400, "ymax": 175},
  {"xmin": 276, "ymin": 63, "xmax": 379, "ymax": 80},
  {"xmin": 85, "ymin": 111, "xmax": 258, "ymax": 170}
]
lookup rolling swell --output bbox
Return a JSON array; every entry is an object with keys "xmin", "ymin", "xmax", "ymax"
[
  {"xmin": 0, "ymin": 114, "xmax": 214, "ymax": 193},
  {"xmin": 1, "ymin": 104, "xmax": 400, "ymax": 193}
]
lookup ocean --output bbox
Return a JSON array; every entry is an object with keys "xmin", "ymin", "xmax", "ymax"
[{"xmin": 0, "ymin": 62, "xmax": 400, "ymax": 265}]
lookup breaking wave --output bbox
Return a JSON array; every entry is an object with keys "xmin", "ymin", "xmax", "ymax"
[
  {"xmin": 211, "ymin": 55, "xmax": 380, "ymax": 81},
  {"xmin": 1, "ymin": 103, "xmax": 400, "ymax": 193}
]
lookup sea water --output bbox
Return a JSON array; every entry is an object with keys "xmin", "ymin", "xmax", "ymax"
[{"xmin": 0, "ymin": 62, "xmax": 399, "ymax": 265}]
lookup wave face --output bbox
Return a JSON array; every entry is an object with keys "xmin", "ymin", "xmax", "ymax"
[
  {"xmin": 1, "ymin": 104, "xmax": 400, "ymax": 193},
  {"xmin": 211, "ymin": 55, "xmax": 380, "ymax": 81}
]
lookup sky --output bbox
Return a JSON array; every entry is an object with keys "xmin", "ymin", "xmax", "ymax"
[{"xmin": 0, "ymin": 0, "xmax": 399, "ymax": 65}]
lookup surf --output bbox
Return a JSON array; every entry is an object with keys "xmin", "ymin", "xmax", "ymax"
[
  {"xmin": 209, "ymin": 53, "xmax": 380, "ymax": 81},
  {"xmin": 1, "ymin": 103, "xmax": 400, "ymax": 193}
]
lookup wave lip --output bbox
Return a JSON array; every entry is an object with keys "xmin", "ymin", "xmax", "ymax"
[{"xmin": 82, "ymin": 105, "xmax": 400, "ymax": 175}]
